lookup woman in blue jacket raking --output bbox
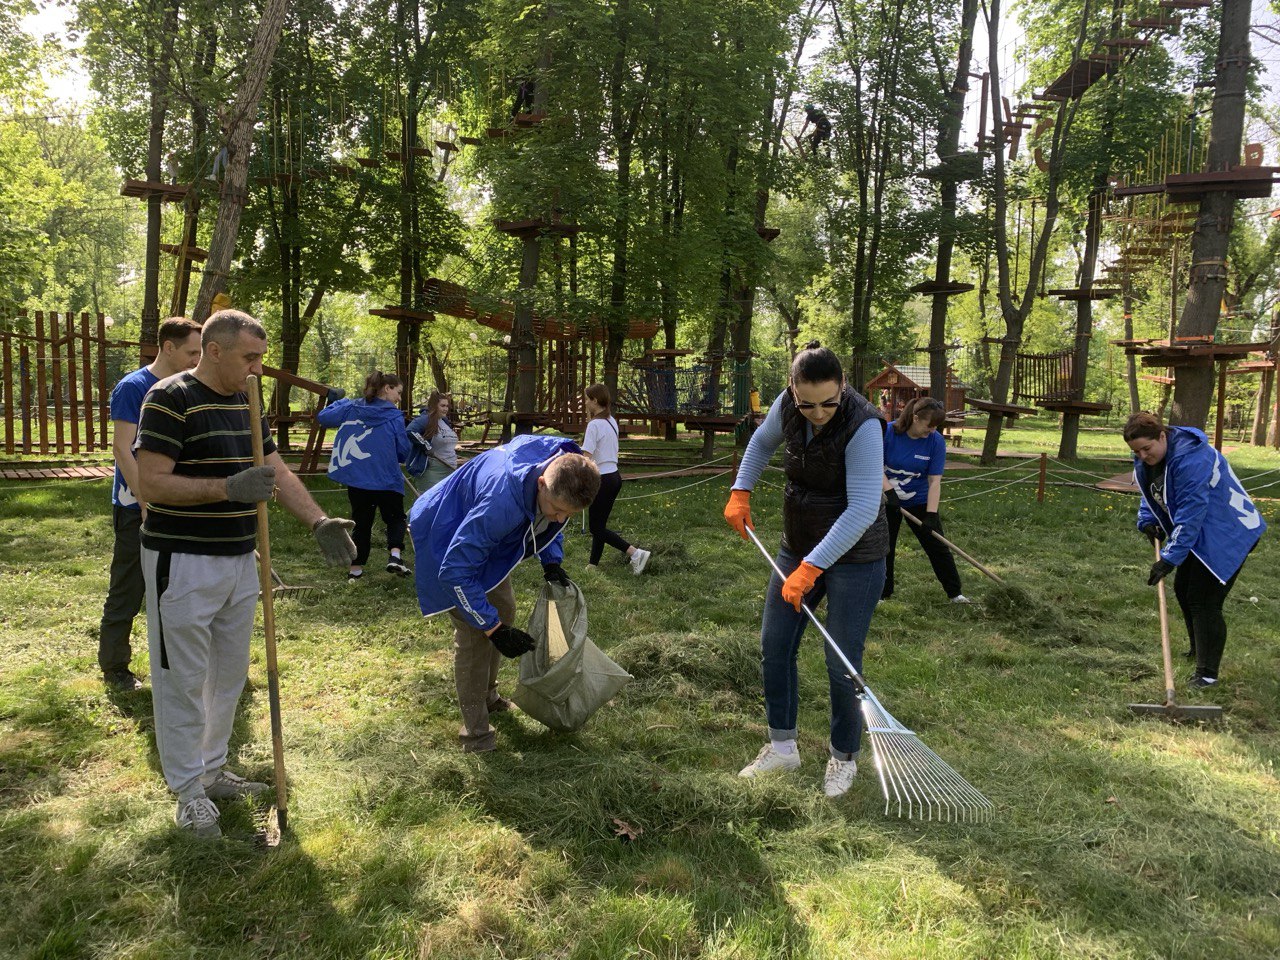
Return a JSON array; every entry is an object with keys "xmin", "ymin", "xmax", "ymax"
[
  {"xmin": 1125, "ymin": 412, "xmax": 1266, "ymax": 688},
  {"xmin": 317, "ymin": 371, "xmax": 414, "ymax": 582}
]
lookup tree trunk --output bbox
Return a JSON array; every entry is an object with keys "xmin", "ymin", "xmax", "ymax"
[
  {"xmin": 191, "ymin": 0, "xmax": 291, "ymax": 324},
  {"xmin": 1252, "ymin": 368, "xmax": 1273, "ymax": 446},
  {"xmin": 1123, "ymin": 289, "xmax": 1140, "ymax": 414},
  {"xmin": 1169, "ymin": 0, "xmax": 1251, "ymax": 428},
  {"xmin": 141, "ymin": 0, "xmax": 181, "ymax": 348},
  {"xmin": 927, "ymin": 0, "xmax": 979, "ymax": 403}
]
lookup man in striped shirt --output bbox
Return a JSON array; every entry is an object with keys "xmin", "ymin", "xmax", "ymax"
[{"xmin": 135, "ymin": 310, "xmax": 356, "ymax": 839}]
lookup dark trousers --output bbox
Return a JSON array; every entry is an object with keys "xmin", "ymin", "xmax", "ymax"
[
  {"xmin": 588, "ymin": 471, "xmax": 631, "ymax": 565},
  {"xmin": 884, "ymin": 503, "xmax": 963, "ymax": 600},
  {"xmin": 347, "ymin": 486, "xmax": 407, "ymax": 566},
  {"xmin": 1173, "ymin": 552, "xmax": 1243, "ymax": 680},
  {"xmin": 99, "ymin": 505, "xmax": 144, "ymax": 673}
]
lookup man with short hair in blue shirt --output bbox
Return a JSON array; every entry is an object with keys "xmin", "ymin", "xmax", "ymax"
[{"xmin": 98, "ymin": 317, "xmax": 202, "ymax": 690}]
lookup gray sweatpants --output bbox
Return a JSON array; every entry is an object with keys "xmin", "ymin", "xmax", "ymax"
[
  {"xmin": 142, "ymin": 547, "xmax": 259, "ymax": 801},
  {"xmin": 446, "ymin": 577, "xmax": 516, "ymax": 752}
]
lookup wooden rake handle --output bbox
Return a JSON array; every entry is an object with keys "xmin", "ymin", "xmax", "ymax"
[
  {"xmin": 899, "ymin": 507, "xmax": 1005, "ymax": 585},
  {"xmin": 247, "ymin": 375, "xmax": 289, "ymax": 832},
  {"xmin": 1153, "ymin": 540, "xmax": 1176, "ymax": 707}
]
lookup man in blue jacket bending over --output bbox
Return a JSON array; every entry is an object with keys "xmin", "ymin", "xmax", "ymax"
[{"xmin": 410, "ymin": 434, "xmax": 601, "ymax": 751}]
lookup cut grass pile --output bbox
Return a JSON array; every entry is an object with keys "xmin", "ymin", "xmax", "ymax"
[{"xmin": 1, "ymin": 421, "xmax": 1279, "ymax": 959}]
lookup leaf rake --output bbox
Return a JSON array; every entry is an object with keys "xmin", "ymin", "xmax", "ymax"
[{"xmin": 745, "ymin": 526, "xmax": 993, "ymax": 823}]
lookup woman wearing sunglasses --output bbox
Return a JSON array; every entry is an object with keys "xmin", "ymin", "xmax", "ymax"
[
  {"xmin": 881, "ymin": 397, "xmax": 967, "ymax": 604},
  {"xmin": 723, "ymin": 341, "xmax": 888, "ymax": 798}
]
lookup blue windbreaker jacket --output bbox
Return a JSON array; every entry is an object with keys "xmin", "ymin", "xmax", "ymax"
[
  {"xmin": 410, "ymin": 434, "xmax": 579, "ymax": 629},
  {"xmin": 1134, "ymin": 425, "xmax": 1266, "ymax": 583},
  {"xmin": 316, "ymin": 397, "xmax": 412, "ymax": 494}
]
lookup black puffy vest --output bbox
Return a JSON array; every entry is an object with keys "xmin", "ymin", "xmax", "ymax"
[{"xmin": 780, "ymin": 385, "xmax": 889, "ymax": 565}]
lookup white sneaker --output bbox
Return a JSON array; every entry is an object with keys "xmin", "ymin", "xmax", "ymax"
[
  {"xmin": 738, "ymin": 743, "xmax": 801, "ymax": 778},
  {"xmin": 175, "ymin": 797, "xmax": 222, "ymax": 838},
  {"xmin": 950, "ymin": 594, "xmax": 971, "ymax": 604},
  {"xmin": 823, "ymin": 757, "xmax": 858, "ymax": 797},
  {"xmin": 204, "ymin": 769, "xmax": 269, "ymax": 800},
  {"xmin": 629, "ymin": 548, "xmax": 651, "ymax": 575}
]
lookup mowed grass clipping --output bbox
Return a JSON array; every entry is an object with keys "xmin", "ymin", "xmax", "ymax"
[{"xmin": 1, "ymin": 422, "xmax": 1279, "ymax": 959}]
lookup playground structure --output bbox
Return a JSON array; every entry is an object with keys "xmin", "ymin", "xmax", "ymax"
[{"xmin": 865, "ymin": 362, "xmax": 967, "ymax": 418}]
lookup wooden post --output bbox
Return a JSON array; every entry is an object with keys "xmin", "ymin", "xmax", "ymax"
[
  {"xmin": 49, "ymin": 313, "xmax": 65, "ymax": 453},
  {"xmin": 96, "ymin": 314, "xmax": 109, "ymax": 448},
  {"xmin": 1037, "ymin": 451, "xmax": 1047, "ymax": 502},
  {"xmin": 1213, "ymin": 360, "xmax": 1226, "ymax": 451},
  {"xmin": 34, "ymin": 312, "xmax": 49, "ymax": 454},
  {"xmin": 1, "ymin": 333, "xmax": 13, "ymax": 455},
  {"xmin": 65, "ymin": 312, "xmax": 80, "ymax": 455},
  {"xmin": 80, "ymin": 313, "xmax": 94, "ymax": 452},
  {"xmin": 19, "ymin": 342, "xmax": 32, "ymax": 455}
]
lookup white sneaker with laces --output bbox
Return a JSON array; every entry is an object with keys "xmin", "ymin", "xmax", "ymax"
[
  {"xmin": 950, "ymin": 594, "xmax": 971, "ymax": 604},
  {"xmin": 204, "ymin": 769, "xmax": 269, "ymax": 800},
  {"xmin": 175, "ymin": 797, "xmax": 222, "ymax": 838},
  {"xmin": 823, "ymin": 757, "xmax": 858, "ymax": 798},
  {"xmin": 738, "ymin": 743, "xmax": 801, "ymax": 778},
  {"xmin": 629, "ymin": 548, "xmax": 651, "ymax": 575}
]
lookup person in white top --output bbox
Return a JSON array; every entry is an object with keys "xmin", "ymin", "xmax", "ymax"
[
  {"xmin": 581, "ymin": 383, "xmax": 650, "ymax": 574},
  {"xmin": 407, "ymin": 391, "xmax": 460, "ymax": 490}
]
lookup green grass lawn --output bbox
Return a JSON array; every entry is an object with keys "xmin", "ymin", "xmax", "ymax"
[{"xmin": 2, "ymin": 420, "xmax": 1279, "ymax": 959}]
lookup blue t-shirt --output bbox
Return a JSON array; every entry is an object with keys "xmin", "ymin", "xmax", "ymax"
[
  {"xmin": 110, "ymin": 366, "xmax": 160, "ymax": 509},
  {"xmin": 883, "ymin": 423, "xmax": 945, "ymax": 506}
]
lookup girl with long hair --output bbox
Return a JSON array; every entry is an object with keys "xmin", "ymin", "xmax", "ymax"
[{"xmin": 408, "ymin": 390, "xmax": 459, "ymax": 490}]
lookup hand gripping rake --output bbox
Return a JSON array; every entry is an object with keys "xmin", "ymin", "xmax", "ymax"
[{"xmin": 745, "ymin": 526, "xmax": 993, "ymax": 823}]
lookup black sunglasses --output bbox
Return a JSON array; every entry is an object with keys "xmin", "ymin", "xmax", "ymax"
[{"xmin": 790, "ymin": 386, "xmax": 841, "ymax": 412}]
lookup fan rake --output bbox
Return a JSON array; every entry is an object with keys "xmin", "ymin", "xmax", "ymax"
[{"xmin": 745, "ymin": 526, "xmax": 993, "ymax": 824}]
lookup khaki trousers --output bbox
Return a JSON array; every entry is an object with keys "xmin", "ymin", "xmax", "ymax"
[{"xmin": 447, "ymin": 577, "xmax": 516, "ymax": 752}]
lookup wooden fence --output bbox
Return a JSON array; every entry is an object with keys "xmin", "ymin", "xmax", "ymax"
[
  {"xmin": 1013, "ymin": 349, "xmax": 1078, "ymax": 405},
  {"xmin": 0, "ymin": 310, "xmax": 128, "ymax": 457}
]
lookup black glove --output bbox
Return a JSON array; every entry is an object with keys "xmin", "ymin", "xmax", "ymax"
[
  {"xmin": 884, "ymin": 488, "xmax": 900, "ymax": 508},
  {"xmin": 542, "ymin": 563, "xmax": 572, "ymax": 587},
  {"xmin": 226, "ymin": 465, "xmax": 276, "ymax": 502},
  {"xmin": 325, "ymin": 387, "xmax": 345, "ymax": 405},
  {"xmin": 489, "ymin": 624, "xmax": 536, "ymax": 659},
  {"xmin": 1148, "ymin": 558, "xmax": 1176, "ymax": 586},
  {"xmin": 922, "ymin": 511, "xmax": 942, "ymax": 533},
  {"xmin": 1139, "ymin": 523, "xmax": 1165, "ymax": 544}
]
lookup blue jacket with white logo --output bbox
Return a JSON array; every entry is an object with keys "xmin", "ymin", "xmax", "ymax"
[
  {"xmin": 409, "ymin": 434, "xmax": 578, "ymax": 630},
  {"xmin": 1134, "ymin": 425, "xmax": 1266, "ymax": 583},
  {"xmin": 316, "ymin": 397, "xmax": 412, "ymax": 494}
]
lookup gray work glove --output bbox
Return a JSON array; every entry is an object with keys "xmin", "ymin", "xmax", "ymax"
[
  {"xmin": 226, "ymin": 465, "xmax": 276, "ymax": 502},
  {"xmin": 312, "ymin": 517, "xmax": 357, "ymax": 566}
]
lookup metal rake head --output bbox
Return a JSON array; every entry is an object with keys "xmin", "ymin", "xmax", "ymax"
[{"xmin": 861, "ymin": 694, "xmax": 994, "ymax": 824}]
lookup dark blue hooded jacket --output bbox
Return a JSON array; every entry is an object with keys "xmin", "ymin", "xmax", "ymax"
[
  {"xmin": 409, "ymin": 434, "xmax": 579, "ymax": 630},
  {"xmin": 1134, "ymin": 425, "xmax": 1265, "ymax": 583},
  {"xmin": 316, "ymin": 397, "xmax": 412, "ymax": 494}
]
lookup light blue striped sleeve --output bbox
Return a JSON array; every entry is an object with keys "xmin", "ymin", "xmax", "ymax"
[
  {"xmin": 807, "ymin": 418, "xmax": 885, "ymax": 569},
  {"xmin": 731, "ymin": 392, "xmax": 786, "ymax": 491}
]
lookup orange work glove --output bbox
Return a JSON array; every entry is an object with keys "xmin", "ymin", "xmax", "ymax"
[
  {"xmin": 723, "ymin": 489, "xmax": 753, "ymax": 539},
  {"xmin": 781, "ymin": 561, "xmax": 823, "ymax": 611}
]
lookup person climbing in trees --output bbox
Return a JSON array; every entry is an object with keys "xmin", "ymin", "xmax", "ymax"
[
  {"xmin": 1124, "ymin": 411, "xmax": 1266, "ymax": 689},
  {"xmin": 881, "ymin": 397, "xmax": 967, "ymax": 605},
  {"xmin": 512, "ymin": 75, "xmax": 536, "ymax": 117},
  {"xmin": 317, "ymin": 371, "xmax": 414, "ymax": 582},
  {"xmin": 724, "ymin": 341, "xmax": 888, "ymax": 799},
  {"xmin": 800, "ymin": 103, "xmax": 832, "ymax": 154}
]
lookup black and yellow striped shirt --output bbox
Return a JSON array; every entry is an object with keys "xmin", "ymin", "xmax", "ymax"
[{"xmin": 136, "ymin": 371, "xmax": 276, "ymax": 555}]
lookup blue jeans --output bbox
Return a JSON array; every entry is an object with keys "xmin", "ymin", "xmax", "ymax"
[{"xmin": 759, "ymin": 548, "xmax": 885, "ymax": 758}]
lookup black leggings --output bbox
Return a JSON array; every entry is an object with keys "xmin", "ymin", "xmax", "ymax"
[
  {"xmin": 588, "ymin": 471, "xmax": 631, "ymax": 565},
  {"xmin": 1173, "ymin": 552, "xmax": 1243, "ymax": 680},
  {"xmin": 884, "ymin": 503, "xmax": 963, "ymax": 600},
  {"xmin": 347, "ymin": 486, "xmax": 406, "ymax": 566}
]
